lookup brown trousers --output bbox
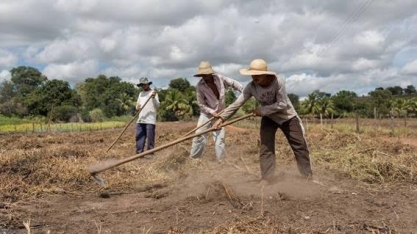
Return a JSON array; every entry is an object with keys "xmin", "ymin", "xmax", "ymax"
[{"xmin": 259, "ymin": 116, "xmax": 312, "ymax": 180}]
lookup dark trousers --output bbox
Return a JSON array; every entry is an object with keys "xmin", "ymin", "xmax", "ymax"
[
  {"xmin": 135, "ymin": 123, "xmax": 156, "ymax": 154},
  {"xmin": 259, "ymin": 116, "xmax": 312, "ymax": 180}
]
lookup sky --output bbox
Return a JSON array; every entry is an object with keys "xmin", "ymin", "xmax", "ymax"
[{"xmin": 1, "ymin": 0, "xmax": 417, "ymax": 97}]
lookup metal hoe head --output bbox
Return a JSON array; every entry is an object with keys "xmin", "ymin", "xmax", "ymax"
[{"xmin": 91, "ymin": 172, "xmax": 106, "ymax": 187}]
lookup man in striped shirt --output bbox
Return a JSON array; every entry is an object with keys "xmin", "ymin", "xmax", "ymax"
[
  {"xmin": 214, "ymin": 59, "xmax": 312, "ymax": 184},
  {"xmin": 190, "ymin": 61, "xmax": 243, "ymax": 162}
]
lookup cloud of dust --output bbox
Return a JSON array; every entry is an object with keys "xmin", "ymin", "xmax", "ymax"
[{"xmin": 176, "ymin": 161, "xmax": 325, "ymax": 200}]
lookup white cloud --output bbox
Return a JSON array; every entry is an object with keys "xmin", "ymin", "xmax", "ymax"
[
  {"xmin": 42, "ymin": 60, "xmax": 99, "ymax": 83},
  {"xmin": 0, "ymin": 70, "xmax": 11, "ymax": 83},
  {"xmin": 352, "ymin": 58, "xmax": 380, "ymax": 71},
  {"xmin": 0, "ymin": 49, "xmax": 17, "ymax": 68},
  {"xmin": 34, "ymin": 37, "xmax": 98, "ymax": 63},
  {"xmin": 0, "ymin": 0, "xmax": 417, "ymax": 95},
  {"xmin": 401, "ymin": 59, "xmax": 417, "ymax": 75}
]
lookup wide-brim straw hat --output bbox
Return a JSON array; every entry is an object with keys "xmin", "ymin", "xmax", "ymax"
[
  {"xmin": 239, "ymin": 59, "xmax": 276, "ymax": 75},
  {"xmin": 194, "ymin": 61, "xmax": 215, "ymax": 77}
]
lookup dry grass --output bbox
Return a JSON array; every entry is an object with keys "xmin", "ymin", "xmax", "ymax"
[
  {"xmin": 1, "ymin": 121, "xmax": 417, "ymax": 201},
  {"xmin": 305, "ymin": 126, "xmax": 417, "ymax": 184},
  {"xmin": 1, "ymin": 120, "xmax": 417, "ymax": 233}
]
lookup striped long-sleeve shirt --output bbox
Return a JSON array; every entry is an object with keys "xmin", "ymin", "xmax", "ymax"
[{"xmin": 196, "ymin": 74, "xmax": 243, "ymax": 116}]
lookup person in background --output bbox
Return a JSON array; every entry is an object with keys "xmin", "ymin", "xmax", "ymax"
[
  {"xmin": 135, "ymin": 77, "xmax": 159, "ymax": 159},
  {"xmin": 213, "ymin": 59, "xmax": 312, "ymax": 184},
  {"xmin": 190, "ymin": 61, "xmax": 243, "ymax": 162}
]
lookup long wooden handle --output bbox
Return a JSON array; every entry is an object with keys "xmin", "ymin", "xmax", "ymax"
[
  {"xmin": 181, "ymin": 110, "xmax": 225, "ymax": 137},
  {"xmin": 106, "ymin": 94, "xmax": 154, "ymax": 152},
  {"xmin": 91, "ymin": 113, "xmax": 254, "ymax": 175}
]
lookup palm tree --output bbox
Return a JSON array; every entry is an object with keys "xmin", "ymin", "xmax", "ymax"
[
  {"xmin": 315, "ymin": 97, "xmax": 335, "ymax": 126},
  {"xmin": 116, "ymin": 93, "xmax": 135, "ymax": 115},
  {"xmin": 301, "ymin": 93, "xmax": 319, "ymax": 116},
  {"xmin": 164, "ymin": 89, "xmax": 192, "ymax": 119}
]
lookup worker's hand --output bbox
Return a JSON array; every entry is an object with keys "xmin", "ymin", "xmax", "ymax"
[
  {"xmin": 136, "ymin": 104, "xmax": 141, "ymax": 110},
  {"xmin": 212, "ymin": 112, "xmax": 220, "ymax": 118},
  {"xmin": 213, "ymin": 118, "xmax": 223, "ymax": 129},
  {"xmin": 252, "ymin": 109, "xmax": 262, "ymax": 116},
  {"xmin": 151, "ymin": 90, "xmax": 157, "ymax": 98}
]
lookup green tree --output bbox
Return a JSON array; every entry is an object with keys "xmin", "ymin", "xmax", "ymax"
[
  {"xmin": 116, "ymin": 93, "xmax": 135, "ymax": 115},
  {"xmin": 10, "ymin": 66, "xmax": 47, "ymax": 99},
  {"xmin": 159, "ymin": 89, "xmax": 191, "ymax": 120},
  {"xmin": 0, "ymin": 80, "xmax": 16, "ymax": 103},
  {"xmin": 169, "ymin": 78, "xmax": 191, "ymax": 92},
  {"xmin": 300, "ymin": 90, "xmax": 332, "ymax": 117},
  {"xmin": 386, "ymin": 86, "xmax": 403, "ymax": 96},
  {"xmin": 404, "ymin": 85, "xmax": 416, "ymax": 95},
  {"xmin": 301, "ymin": 92, "xmax": 317, "ymax": 115},
  {"xmin": 225, "ymin": 89, "xmax": 237, "ymax": 106},
  {"xmin": 316, "ymin": 97, "xmax": 335, "ymax": 117},
  {"xmin": 332, "ymin": 90, "xmax": 358, "ymax": 116},
  {"xmin": 241, "ymin": 97, "xmax": 257, "ymax": 114},
  {"xmin": 368, "ymin": 89, "xmax": 392, "ymax": 117},
  {"xmin": 25, "ymin": 79, "xmax": 80, "ymax": 117},
  {"xmin": 0, "ymin": 80, "xmax": 17, "ymax": 116},
  {"xmin": 89, "ymin": 108, "xmax": 104, "ymax": 122},
  {"xmin": 81, "ymin": 75, "xmax": 137, "ymax": 117},
  {"xmin": 288, "ymin": 93, "xmax": 300, "ymax": 112},
  {"xmin": 405, "ymin": 98, "xmax": 417, "ymax": 116}
]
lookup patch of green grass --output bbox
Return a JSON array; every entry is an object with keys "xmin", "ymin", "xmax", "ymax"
[
  {"xmin": 0, "ymin": 115, "xmax": 31, "ymax": 125},
  {"xmin": 0, "ymin": 121, "xmax": 127, "ymax": 133}
]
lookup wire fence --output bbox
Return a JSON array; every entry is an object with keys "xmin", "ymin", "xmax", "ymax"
[
  {"xmin": 1, "ymin": 116, "xmax": 416, "ymax": 136},
  {"xmin": 234, "ymin": 116, "xmax": 417, "ymax": 136},
  {"xmin": 0, "ymin": 121, "xmax": 127, "ymax": 134}
]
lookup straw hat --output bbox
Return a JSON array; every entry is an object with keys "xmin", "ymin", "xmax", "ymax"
[
  {"xmin": 239, "ymin": 59, "xmax": 276, "ymax": 75},
  {"xmin": 194, "ymin": 61, "xmax": 215, "ymax": 77},
  {"xmin": 136, "ymin": 77, "xmax": 152, "ymax": 87}
]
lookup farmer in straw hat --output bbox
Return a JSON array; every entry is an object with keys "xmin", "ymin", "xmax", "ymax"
[
  {"xmin": 214, "ymin": 59, "xmax": 312, "ymax": 183},
  {"xmin": 190, "ymin": 61, "xmax": 243, "ymax": 162},
  {"xmin": 135, "ymin": 77, "xmax": 160, "ymax": 158}
]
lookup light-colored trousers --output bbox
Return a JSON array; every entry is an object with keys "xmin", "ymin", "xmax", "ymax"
[{"xmin": 189, "ymin": 114, "xmax": 226, "ymax": 161}]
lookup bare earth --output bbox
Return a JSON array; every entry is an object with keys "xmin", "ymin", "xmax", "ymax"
[{"xmin": 1, "ymin": 121, "xmax": 417, "ymax": 233}]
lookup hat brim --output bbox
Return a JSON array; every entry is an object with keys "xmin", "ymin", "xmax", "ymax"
[
  {"xmin": 194, "ymin": 68, "xmax": 215, "ymax": 77},
  {"xmin": 137, "ymin": 82, "xmax": 152, "ymax": 87},
  {"xmin": 239, "ymin": 68, "xmax": 276, "ymax": 76},
  {"xmin": 194, "ymin": 73, "xmax": 214, "ymax": 77}
]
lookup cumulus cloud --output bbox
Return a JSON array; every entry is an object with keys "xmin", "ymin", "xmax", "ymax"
[
  {"xmin": 0, "ymin": 70, "xmax": 11, "ymax": 83},
  {"xmin": 34, "ymin": 36, "xmax": 98, "ymax": 63},
  {"xmin": 401, "ymin": 59, "xmax": 417, "ymax": 75},
  {"xmin": 0, "ymin": 49, "xmax": 18, "ymax": 68},
  {"xmin": 0, "ymin": 0, "xmax": 416, "ymax": 95},
  {"xmin": 42, "ymin": 60, "xmax": 99, "ymax": 83}
]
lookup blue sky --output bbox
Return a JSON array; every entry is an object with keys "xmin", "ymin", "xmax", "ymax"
[{"xmin": 1, "ymin": 0, "xmax": 417, "ymax": 97}]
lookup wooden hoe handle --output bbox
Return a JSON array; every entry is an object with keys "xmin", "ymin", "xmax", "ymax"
[
  {"xmin": 106, "ymin": 94, "xmax": 154, "ymax": 152},
  {"xmin": 90, "ymin": 113, "xmax": 254, "ymax": 176}
]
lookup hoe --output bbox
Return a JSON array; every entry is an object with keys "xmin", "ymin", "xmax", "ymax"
[
  {"xmin": 106, "ymin": 94, "xmax": 153, "ymax": 152},
  {"xmin": 90, "ymin": 113, "xmax": 254, "ymax": 186}
]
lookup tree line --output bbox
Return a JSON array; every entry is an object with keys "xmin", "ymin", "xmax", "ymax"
[{"xmin": 0, "ymin": 66, "xmax": 416, "ymax": 123}]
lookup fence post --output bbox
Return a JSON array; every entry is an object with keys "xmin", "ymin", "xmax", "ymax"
[
  {"xmin": 355, "ymin": 110, "xmax": 360, "ymax": 133},
  {"xmin": 390, "ymin": 108, "xmax": 395, "ymax": 136}
]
